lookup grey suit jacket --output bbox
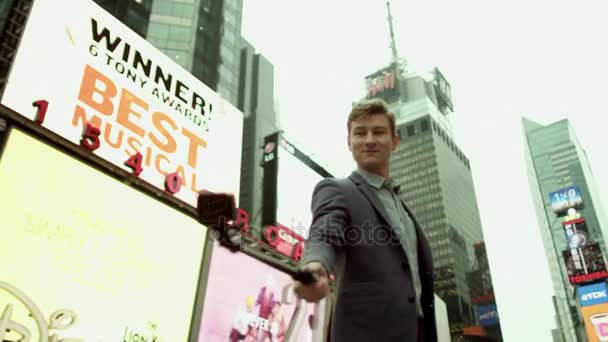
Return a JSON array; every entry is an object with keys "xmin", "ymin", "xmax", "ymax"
[{"xmin": 301, "ymin": 172, "xmax": 437, "ymax": 342}]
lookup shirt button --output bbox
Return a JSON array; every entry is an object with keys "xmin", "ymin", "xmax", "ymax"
[
  {"xmin": 401, "ymin": 261, "xmax": 409, "ymax": 271},
  {"xmin": 408, "ymin": 295, "xmax": 415, "ymax": 303}
]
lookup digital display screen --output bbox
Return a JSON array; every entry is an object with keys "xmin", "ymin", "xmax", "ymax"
[
  {"xmin": 549, "ymin": 185, "xmax": 584, "ymax": 215},
  {"xmin": 365, "ymin": 63, "xmax": 400, "ymax": 103},
  {"xmin": 563, "ymin": 243, "xmax": 608, "ymax": 285},
  {"xmin": 478, "ymin": 304, "xmax": 499, "ymax": 326},
  {"xmin": 197, "ymin": 242, "xmax": 316, "ymax": 341},
  {"xmin": 578, "ymin": 283, "xmax": 608, "ymax": 307},
  {"xmin": 0, "ymin": 129, "xmax": 206, "ymax": 341},
  {"xmin": 467, "ymin": 269, "xmax": 494, "ymax": 304},
  {"xmin": 563, "ymin": 218, "xmax": 590, "ymax": 249}
]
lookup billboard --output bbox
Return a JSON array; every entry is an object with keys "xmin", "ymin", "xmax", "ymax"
[
  {"xmin": 563, "ymin": 243, "xmax": 608, "ymax": 285},
  {"xmin": 0, "ymin": 129, "xmax": 206, "ymax": 341},
  {"xmin": 563, "ymin": 217, "xmax": 591, "ymax": 249},
  {"xmin": 0, "ymin": 0, "xmax": 243, "ymax": 207},
  {"xmin": 581, "ymin": 302, "xmax": 608, "ymax": 342},
  {"xmin": 197, "ymin": 242, "xmax": 319, "ymax": 341},
  {"xmin": 549, "ymin": 185, "xmax": 584, "ymax": 215},
  {"xmin": 478, "ymin": 304, "xmax": 499, "ymax": 326},
  {"xmin": 579, "ymin": 283, "xmax": 608, "ymax": 307},
  {"xmin": 433, "ymin": 68, "xmax": 454, "ymax": 113},
  {"xmin": 365, "ymin": 63, "xmax": 400, "ymax": 103},
  {"xmin": 467, "ymin": 269, "xmax": 494, "ymax": 304}
]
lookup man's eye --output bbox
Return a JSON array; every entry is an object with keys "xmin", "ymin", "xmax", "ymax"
[{"xmin": 354, "ymin": 132, "xmax": 365, "ymax": 136}]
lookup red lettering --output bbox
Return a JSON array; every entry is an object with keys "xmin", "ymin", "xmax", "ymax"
[
  {"xmin": 292, "ymin": 242, "xmax": 303, "ymax": 261},
  {"xmin": 33, "ymin": 100, "xmax": 48, "ymax": 124},
  {"xmin": 80, "ymin": 123, "xmax": 101, "ymax": 151},
  {"xmin": 234, "ymin": 208, "xmax": 250, "ymax": 233},
  {"xmin": 124, "ymin": 152, "xmax": 143, "ymax": 176},
  {"xmin": 164, "ymin": 171, "xmax": 182, "ymax": 194},
  {"xmin": 264, "ymin": 226, "xmax": 280, "ymax": 247}
]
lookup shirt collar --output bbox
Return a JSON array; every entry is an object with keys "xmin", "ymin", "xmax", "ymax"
[{"xmin": 355, "ymin": 168, "xmax": 401, "ymax": 194}]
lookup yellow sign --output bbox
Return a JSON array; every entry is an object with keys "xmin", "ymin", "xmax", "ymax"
[
  {"xmin": 0, "ymin": 129, "xmax": 206, "ymax": 341},
  {"xmin": 581, "ymin": 302, "xmax": 608, "ymax": 341}
]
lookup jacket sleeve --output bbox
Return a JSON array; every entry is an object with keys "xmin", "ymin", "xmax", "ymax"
[{"xmin": 300, "ymin": 178, "xmax": 349, "ymax": 275}]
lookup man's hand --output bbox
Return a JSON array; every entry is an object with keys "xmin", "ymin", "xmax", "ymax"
[{"xmin": 293, "ymin": 262, "xmax": 330, "ymax": 302}]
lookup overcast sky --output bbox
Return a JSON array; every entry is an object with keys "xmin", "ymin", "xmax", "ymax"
[{"xmin": 241, "ymin": 1, "xmax": 608, "ymax": 340}]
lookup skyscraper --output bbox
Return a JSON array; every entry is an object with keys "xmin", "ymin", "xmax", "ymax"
[
  {"xmin": 92, "ymin": 0, "xmax": 152, "ymax": 37},
  {"xmin": 523, "ymin": 117, "xmax": 608, "ymax": 342},
  {"xmin": 96, "ymin": 0, "xmax": 243, "ymax": 105},
  {"xmin": 237, "ymin": 38, "xmax": 278, "ymax": 232},
  {"xmin": 360, "ymin": 4, "xmax": 500, "ymax": 339}
]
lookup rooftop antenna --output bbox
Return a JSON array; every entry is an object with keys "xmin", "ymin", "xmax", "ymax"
[{"xmin": 386, "ymin": 0, "xmax": 400, "ymax": 64}]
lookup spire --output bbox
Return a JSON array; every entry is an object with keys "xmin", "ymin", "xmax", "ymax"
[{"xmin": 386, "ymin": 1, "xmax": 400, "ymax": 64}]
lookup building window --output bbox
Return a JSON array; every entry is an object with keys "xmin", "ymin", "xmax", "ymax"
[
  {"xmin": 421, "ymin": 119, "xmax": 429, "ymax": 132},
  {"xmin": 407, "ymin": 125, "xmax": 415, "ymax": 137}
]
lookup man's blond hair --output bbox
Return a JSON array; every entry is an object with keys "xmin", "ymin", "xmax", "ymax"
[{"xmin": 348, "ymin": 98, "xmax": 396, "ymax": 135}]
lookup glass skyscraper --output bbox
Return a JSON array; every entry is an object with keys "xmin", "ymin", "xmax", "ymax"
[
  {"xmin": 523, "ymin": 118, "xmax": 608, "ymax": 342},
  {"xmin": 97, "ymin": 0, "xmax": 243, "ymax": 105},
  {"xmin": 364, "ymin": 61, "xmax": 500, "ymax": 339}
]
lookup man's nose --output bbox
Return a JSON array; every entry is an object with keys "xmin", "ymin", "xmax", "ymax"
[{"xmin": 364, "ymin": 132, "xmax": 376, "ymax": 143}]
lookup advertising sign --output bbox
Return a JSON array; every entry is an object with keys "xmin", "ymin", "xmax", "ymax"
[
  {"xmin": 467, "ymin": 269, "xmax": 494, "ymax": 304},
  {"xmin": 0, "ymin": 129, "xmax": 206, "ymax": 341},
  {"xmin": 579, "ymin": 283, "xmax": 608, "ymax": 307},
  {"xmin": 0, "ymin": 0, "xmax": 243, "ymax": 207},
  {"xmin": 563, "ymin": 243, "xmax": 608, "ymax": 285},
  {"xmin": 365, "ymin": 63, "xmax": 400, "ymax": 103},
  {"xmin": 263, "ymin": 222, "xmax": 305, "ymax": 261},
  {"xmin": 563, "ymin": 217, "xmax": 590, "ymax": 249},
  {"xmin": 198, "ymin": 242, "xmax": 317, "ymax": 341},
  {"xmin": 478, "ymin": 304, "xmax": 499, "ymax": 326},
  {"xmin": 581, "ymin": 302, "xmax": 608, "ymax": 342},
  {"xmin": 433, "ymin": 68, "xmax": 454, "ymax": 112},
  {"xmin": 549, "ymin": 185, "xmax": 584, "ymax": 215}
]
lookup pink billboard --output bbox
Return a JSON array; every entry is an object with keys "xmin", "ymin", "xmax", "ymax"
[{"xmin": 198, "ymin": 242, "xmax": 319, "ymax": 342}]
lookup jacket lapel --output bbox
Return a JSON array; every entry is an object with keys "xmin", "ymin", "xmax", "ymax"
[{"xmin": 349, "ymin": 172, "xmax": 393, "ymax": 226}]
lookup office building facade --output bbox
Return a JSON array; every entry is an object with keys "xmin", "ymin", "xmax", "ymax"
[
  {"xmin": 92, "ymin": 0, "xmax": 152, "ymax": 37},
  {"xmin": 97, "ymin": 0, "xmax": 243, "ymax": 105},
  {"xmin": 364, "ymin": 61, "xmax": 499, "ymax": 338},
  {"xmin": 237, "ymin": 38, "xmax": 278, "ymax": 232},
  {"xmin": 523, "ymin": 118, "xmax": 608, "ymax": 342}
]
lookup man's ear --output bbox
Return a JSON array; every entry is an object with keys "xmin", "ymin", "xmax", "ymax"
[
  {"xmin": 392, "ymin": 133, "xmax": 399, "ymax": 151},
  {"xmin": 347, "ymin": 134, "xmax": 352, "ymax": 151}
]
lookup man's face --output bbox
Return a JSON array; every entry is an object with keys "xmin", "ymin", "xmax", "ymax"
[{"xmin": 348, "ymin": 114, "xmax": 398, "ymax": 173}]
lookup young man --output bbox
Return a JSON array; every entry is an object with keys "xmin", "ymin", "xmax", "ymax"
[{"xmin": 294, "ymin": 98, "xmax": 436, "ymax": 342}]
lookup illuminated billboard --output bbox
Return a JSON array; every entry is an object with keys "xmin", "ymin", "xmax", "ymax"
[
  {"xmin": 467, "ymin": 269, "xmax": 495, "ymax": 304},
  {"xmin": 0, "ymin": 0, "xmax": 243, "ymax": 207},
  {"xmin": 563, "ymin": 217, "xmax": 591, "ymax": 249},
  {"xmin": 197, "ymin": 242, "xmax": 320, "ymax": 341},
  {"xmin": 262, "ymin": 133, "xmax": 332, "ymax": 242},
  {"xmin": 365, "ymin": 63, "xmax": 400, "ymax": 103},
  {"xmin": 578, "ymin": 283, "xmax": 608, "ymax": 307},
  {"xmin": 0, "ymin": 129, "xmax": 206, "ymax": 341},
  {"xmin": 478, "ymin": 304, "xmax": 499, "ymax": 327},
  {"xmin": 433, "ymin": 68, "xmax": 454, "ymax": 113},
  {"xmin": 581, "ymin": 302, "xmax": 608, "ymax": 342},
  {"xmin": 549, "ymin": 185, "xmax": 584, "ymax": 215},
  {"xmin": 563, "ymin": 243, "xmax": 608, "ymax": 285}
]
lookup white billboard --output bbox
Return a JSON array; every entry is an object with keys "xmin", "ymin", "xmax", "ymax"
[
  {"xmin": 0, "ymin": 0, "xmax": 243, "ymax": 206},
  {"xmin": 0, "ymin": 129, "xmax": 206, "ymax": 341}
]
